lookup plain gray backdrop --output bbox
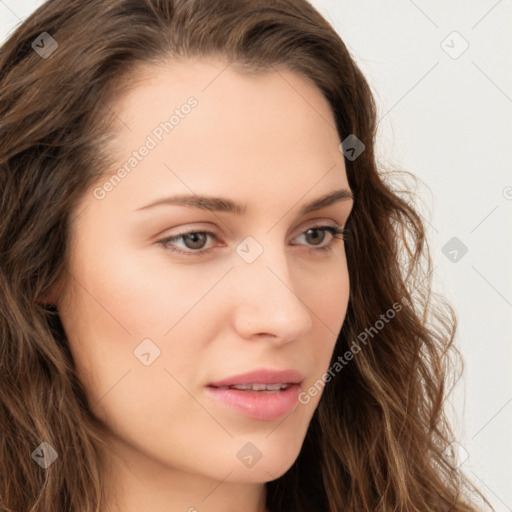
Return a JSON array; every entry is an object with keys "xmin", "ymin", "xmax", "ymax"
[{"xmin": 1, "ymin": 0, "xmax": 511, "ymax": 510}]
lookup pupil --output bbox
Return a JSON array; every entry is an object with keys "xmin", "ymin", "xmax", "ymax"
[
  {"xmin": 185, "ymin": 233, "xmax": 206, "ymax": 249},
  {"xmin": 306, "ymin": 228, "xmax": 325, "ymax": 245}
]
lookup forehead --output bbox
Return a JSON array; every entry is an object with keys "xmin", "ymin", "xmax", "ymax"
[
  {"xmin": 86, "ymin": 58, "xmax": 350, "ymax": 217},
  {"xmin": 107, "ymin": 57, "xmax": 340, "ymax": 154}
]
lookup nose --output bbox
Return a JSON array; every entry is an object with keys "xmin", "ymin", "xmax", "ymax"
[{"xmin": 230, "ymin": 240, "xmax": 314, "ymax": 344}]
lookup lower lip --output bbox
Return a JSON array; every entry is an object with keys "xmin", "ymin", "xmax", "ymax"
[{"xmin": 204, "ymin": 384, "xmax": 301, "ymax": 421}]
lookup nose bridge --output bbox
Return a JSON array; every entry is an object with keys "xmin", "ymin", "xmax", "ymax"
[{"xmin": 231, "ymin": 233, "xmax": 313, "ymax": 339}]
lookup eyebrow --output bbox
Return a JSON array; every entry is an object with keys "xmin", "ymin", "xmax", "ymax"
[{"xmin": 135, "ymin": 188, "xmax": 354, "ymax": 217}]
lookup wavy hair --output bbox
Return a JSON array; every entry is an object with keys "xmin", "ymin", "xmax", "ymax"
[{"xmin": 0, "ymin": 0, "xmax": 493, "ymax": 510}]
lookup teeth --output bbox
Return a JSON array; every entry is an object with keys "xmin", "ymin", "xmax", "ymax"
[
  {"xmin": 231, "ymin": 384, "xmax": 253, "ymax": 390},
  {"xmin": 262, "ymin": 383, "xmax": 288, "ymax": 391},
  {"xmin": 229, "ymin": 383, "xmax": 289, "ymax": 391}
]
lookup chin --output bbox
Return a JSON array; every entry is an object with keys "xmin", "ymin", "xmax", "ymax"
[
  {"xmin": 221, "ymin": 439, "xmax": 303, "ymax": 484},
  {"xmin": 225, "ymin": 459, "xmax": 296, "ymax": 484}
]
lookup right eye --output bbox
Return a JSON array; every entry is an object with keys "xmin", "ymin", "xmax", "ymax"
[{"xmin": 159, "ymin": 230, "xmax": 219, "ymax": 255}]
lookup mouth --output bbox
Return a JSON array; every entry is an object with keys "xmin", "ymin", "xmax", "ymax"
[
  {"xmin": 209, "ymin": 383, "xmax": 293, "ymax": 393},
  {"xmin": 204, "ymin": 368, "xmax": 304, "ymax": 421}
]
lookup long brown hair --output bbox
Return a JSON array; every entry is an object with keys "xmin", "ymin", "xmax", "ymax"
[{"xmin": 0, "ymin": 0, "xmax": 493, "ymax": 511}]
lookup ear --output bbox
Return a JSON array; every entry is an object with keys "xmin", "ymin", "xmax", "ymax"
[{"xmin": 39, "ymin": 280, "xmax": 63, "ymax": 306}]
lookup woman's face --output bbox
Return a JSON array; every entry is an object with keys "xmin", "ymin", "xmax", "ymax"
[{"xmin": 56, "ymin": 58, "xmax": 353, "ymax": 503}]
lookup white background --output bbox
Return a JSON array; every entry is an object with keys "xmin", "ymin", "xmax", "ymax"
[{"xmin": 1, "ymin": 0, "xmax": 511, "ymax": 510}]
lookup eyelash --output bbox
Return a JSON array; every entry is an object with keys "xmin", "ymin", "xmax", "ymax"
[{"xmin": 158, "ymin": 224, "xmax": 348, "ymax": 257}]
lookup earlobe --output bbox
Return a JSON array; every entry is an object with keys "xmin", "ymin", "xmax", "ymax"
[{"xmin": 39, "ymin": 281, "xmax": 63, "ymax": 306}]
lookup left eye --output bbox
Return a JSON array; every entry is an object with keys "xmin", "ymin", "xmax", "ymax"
[{"xmin": 159, "ymin": 225, "xmax": 348, "ymax": 256}]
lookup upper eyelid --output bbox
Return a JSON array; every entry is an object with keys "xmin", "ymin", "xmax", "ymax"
[{"xmin": 163, "ymin": 220, "xmax": 344, "ymax": 241}]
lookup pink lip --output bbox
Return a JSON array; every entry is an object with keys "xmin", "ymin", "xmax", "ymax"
[
  {"xmin": 205, "ymin": 368, "xmax": 304, "ymax": 421},
  {"xmin": 207, "ymin": 368, "xmax": 304, "ymax": 387}
]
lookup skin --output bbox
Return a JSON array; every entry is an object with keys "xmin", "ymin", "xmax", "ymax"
[{"xmin": 53, "ymin": 58, "xmax": 354, "ymax": 512}]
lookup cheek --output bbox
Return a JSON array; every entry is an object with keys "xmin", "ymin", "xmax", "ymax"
[
  {"xmin": 306, "ymin": 257, "xmax": 350, "ymax": 337},
  {"xmin": 58, "ymin": 243, "xmax": 216, "ymax": 404},
  {"xmin": 64, "ymin": 235, "xmax": 226, "ymax": 338},
  {"xmin": 300, "ymin": 260, "xmax": 349, "ymax": 385},
  {"xmin": 58, "ymin": 248, "xmax": 221, "ymax": 456}
]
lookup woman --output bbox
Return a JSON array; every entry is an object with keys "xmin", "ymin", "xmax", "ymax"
[{"xmin": 0, "ymin": 0, "xmax": 493, "ymax": 511}]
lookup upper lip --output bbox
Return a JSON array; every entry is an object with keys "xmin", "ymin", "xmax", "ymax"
[{"xmin": 207, "ymin": 368, "xmax": 304, "ymax": 387}]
